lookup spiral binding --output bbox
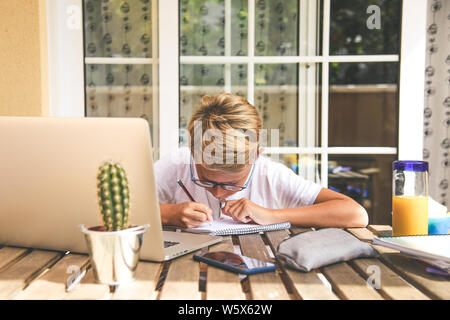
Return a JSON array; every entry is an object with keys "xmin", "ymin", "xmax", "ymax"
[{"xmin": 211, "ymin": 222, "xmax": 291, "ymax": 236}]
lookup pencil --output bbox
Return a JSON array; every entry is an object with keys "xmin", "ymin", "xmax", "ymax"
[{"xmin": 177, "ymin": 179, "xmax": 196, "ymax": 202}]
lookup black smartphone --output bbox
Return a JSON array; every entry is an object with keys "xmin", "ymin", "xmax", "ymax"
[{"xmin": 193, "ymin": 251, "xmax": 276, "ymax": 275}]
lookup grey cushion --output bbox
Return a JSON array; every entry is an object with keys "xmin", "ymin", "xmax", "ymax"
[{"xmin": 276, "ymin": 228, "xmax": 379, "ymax": 272}]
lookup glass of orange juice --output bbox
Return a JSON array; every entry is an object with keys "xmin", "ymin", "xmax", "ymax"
[{"xmin": 392, "ymin": 161, "xmax": 428, "ymax": 236}]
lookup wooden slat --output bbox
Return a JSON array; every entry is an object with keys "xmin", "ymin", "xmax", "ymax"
[
  {"xmin": 265, "ymin": 230, "xmax": 290, "ymax": 249},
  {"xmin": 265, "ymin": 230, "xmax": 338, "ymax": 300},
  {"xmin": 284, "ymin": 269, "xmax": 339, "ymax": 300},
  {"xmin": 346, "ymin": 228, "xmax": 376, "ymax": 242},
  {"xmin": 364, "ymin": 226, "xmax": 401, "ymax": 254},
  {"xmin": 64, "ymin": 267, "xmax": 111, "ymax": 300},
  {"xmin": 14, "ymin": 253, "xmax": 89, "ymax": 299},
  {"xmin": 112, "ymin": 261, "xmax": 162, "ymax": 300},
  {"xmin": 287, "ymin": 227, "xmax": 411, "ymax": 300},
  {"xmin": 0, "ymin": 247, "xmax": 29, "ymax": 272},
  {"xmin": 159, "ymin": 251, "xmax": 201, "ymax": 300},
  {"xmin": 205, "ymin": 236, "xmax": 244, "ymax": 300},
  {"xmin": 346, "ymin": 228, "xmax": 398, "ymax": 254},
  {"xmin": 0, "ymin": 250, "xmax": 61, "ymax": 299},
  {"xmin": 305, "ymin": 225, "xmax": 381, "ymax": 300},
  {"xmin": 290, "ymin": 226, "xmax": 313, "ymax": 234},
  {"xmin": 320, "ymin": 262, "xmax": 384, "ymax": 300},
  {"xmin": 369, "ymin": 225, "xmax": 450, "ymax": 300},
  {"xmin": 238, "ymin": 233, "xmax": 290, "ymax": 300},
  {"xmin": 378, "ymin": 253, "xmax": 450, "ymax": 300},
  {"xmin": 349, "ymin": 258, "xmax": 430, "ymax": 300},
  {"xmin": 199, "ymin": 248, "xmax": 208, "ymax": 297},
  {"xmin": 346, "ymin": 228, "xmax": 430, "ymax": 300},
  {"xmin": 368, "ymin": 225, "xmax": 392, "ymax": 237}
]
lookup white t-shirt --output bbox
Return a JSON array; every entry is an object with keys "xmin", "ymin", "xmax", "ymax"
[{"xmin": 154, "ymin": 147, "xmax": 323, "ymax": 220}]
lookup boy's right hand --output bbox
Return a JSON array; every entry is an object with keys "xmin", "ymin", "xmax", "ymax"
[{"xmin": 168, "ymin": 202, "xmax": 213, "ymax": 228}]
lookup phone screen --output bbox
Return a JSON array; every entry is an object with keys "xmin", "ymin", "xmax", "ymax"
[{"xmin": 194, "ymin": 251, "xmax": 276, "ymax": 274}]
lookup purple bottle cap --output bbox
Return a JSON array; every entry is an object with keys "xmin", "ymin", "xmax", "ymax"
[{"xmin": 393, "ymin": 160, "xmax": 428, "ymax": 172}]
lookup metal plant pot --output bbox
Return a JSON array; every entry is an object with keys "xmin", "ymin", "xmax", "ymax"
[{"xmin": 80, "ymin": 224, "xmax": 149, "ymax": 285}]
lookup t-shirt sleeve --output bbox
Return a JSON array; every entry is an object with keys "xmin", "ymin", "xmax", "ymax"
[
  {"xmin": 153, "ymin": 152, "xmax": 178, "ymax": 204},
  {"xmin": 268, "ymin": 160, "xmax": 323, "ymax": 208}
]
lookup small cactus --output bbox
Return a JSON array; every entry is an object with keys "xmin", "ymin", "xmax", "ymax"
[{"xmin": 97, "ymin": 161, "xmax": 130, "ymax": 231}]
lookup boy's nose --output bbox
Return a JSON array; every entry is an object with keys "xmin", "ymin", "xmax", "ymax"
[{"xmin": 209, "ymin": 186, "xmax": 228, "ymax": 198}]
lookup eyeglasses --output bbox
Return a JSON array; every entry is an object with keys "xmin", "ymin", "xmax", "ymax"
[{"xmin": 189, "ymin": 158, "xmax": 255, "ymax": 192}]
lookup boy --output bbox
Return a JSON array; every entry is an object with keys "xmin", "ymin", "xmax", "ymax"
[{"xmin": 155, "ymin": 93, "xmax": 368, "ymax": 229}]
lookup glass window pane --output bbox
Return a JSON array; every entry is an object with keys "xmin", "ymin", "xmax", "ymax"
[
  {"xmin": 330, "ymin": 0, "xmax": 402, "ymax": 55},
  {"xmin": 230, "ymin": 64, "xmax": 248, "ymax": 96},
  {"xmin": 255, "ymin": 64, "xmax": 298, "ymax": 147},
  {"xmin": 255, "ymin": 0, "xmax": 299, "ymax": 56},
  {"xmin": 265, "ymin": 154, "xmax": 322, "ymax": 184},
  {"xmin": 179, "ymin": 0, "xmax": 323, "ymax": 57},
  {"xmin": 179, "ymin": 63, "xmax": 248, "ymax": 133},
  {"xmin": 266, "ymin": 154, "xmax": 299, "ymax": 173},
  {"xmin": 85, "ymin": 64, "xmax": 153, "ymax": 116},
  {"xmin": 330, "ymin": 61, "xmax": 398, "ymax": 85},
  {"xmin": 180, "ymin": 64, "xmax": 247, "ymax": 128},
  {"xmin": 84, "ymin": 0, "xmax": 153, "ymax": 58},
  {"xmin": 83, "ymin": 1, "xmax": 158, "ymax": 157},
  {"xmin": 86, "ymin": 64, "xmax": 153, "ymax": 88},
  {"xmin": 180, "ymin": 64, "xmax": 224, "ymax": 87},
  {"xmin": 329, "ymin": 62, "xmax": 398, "ymax": 147},
  {"xmin": 180, "ymin": 64, "xmax": 225, "ymax": 132},
  {"xmin": 231, "ymin": 0, "xmax": 248, "ymax": 56},
  {"xmin": 85, "ymin": 63, "xmax": 154, "ymax": 139},
  {"xmin": 180, "ymin": 0, "xmax": 225, "ymax": 56},
  {"xmin": 299, "ymin": 154, "xmax": 321, "ymax": 184},
  {"xmin": 328, "ymin": 154, "xmax": 395, "ymax": 225}
]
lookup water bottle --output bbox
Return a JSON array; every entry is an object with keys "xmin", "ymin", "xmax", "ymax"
[{"xmin": 392, "ymin": 161, "xmax": 428, "ymax": 236}]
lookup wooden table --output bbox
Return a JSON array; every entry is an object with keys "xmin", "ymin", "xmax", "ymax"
[{"xmin": 0, "ymin": 225, "xmax": 449, "ymax": 300}]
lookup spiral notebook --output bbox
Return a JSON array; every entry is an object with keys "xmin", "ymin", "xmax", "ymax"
[{"xmin": 184, "ymin": 218, "xmax": 291, "ymax": 236}]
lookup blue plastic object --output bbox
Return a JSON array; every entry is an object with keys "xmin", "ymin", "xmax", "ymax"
[
  {"xmin": 329, "ymin": 186, "xmax": 340, "ymax": 193},
  {"xmin": 393, "ymin": 160, "xmax": 428, "ymax": 172},
  {"xmin": 428, "ymin": 216, "xmax": 450, "ymax": 235}
]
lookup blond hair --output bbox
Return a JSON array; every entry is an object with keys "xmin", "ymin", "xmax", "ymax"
[{"xmin": 187, "ymin": 93, "xmax": 262, "ymax": 173}]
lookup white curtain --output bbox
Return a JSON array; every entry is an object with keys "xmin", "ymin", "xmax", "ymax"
[{"xmin": 424, "ymin": 0, "xmax": 450, "ymax": 206}]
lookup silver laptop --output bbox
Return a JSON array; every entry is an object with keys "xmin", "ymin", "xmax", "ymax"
[{"xmin": 0, "ymin": 116, "xmax": 222, "ymax": 261}]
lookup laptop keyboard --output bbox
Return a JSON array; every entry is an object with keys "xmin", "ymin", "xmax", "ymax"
[{"xmin": 164, "ymin": 240, "xmax": 180, "ymax": 248}]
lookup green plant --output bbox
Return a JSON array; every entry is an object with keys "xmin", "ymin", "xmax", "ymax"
[{"xmin": 97, "ymin": 161, "xmax": 130, "ymax": 231}]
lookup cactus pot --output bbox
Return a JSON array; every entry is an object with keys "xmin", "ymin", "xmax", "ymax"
[{"xmin": 80, "ymin": 224, "xmax": 149, "ymax": 285}]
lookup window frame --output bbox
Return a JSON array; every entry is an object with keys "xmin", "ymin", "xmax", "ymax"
[{"xmin": 46, "ymin": 0, "xmax": 426, "ymax": 187}]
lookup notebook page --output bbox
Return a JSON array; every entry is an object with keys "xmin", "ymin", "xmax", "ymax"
[
  {"xmin": 373, "ymin": 235, "xmax": 450, "ymax": 263},
  {"xmin": 385, "ymin": 235, "xmax": 450, "ymax": 259}
]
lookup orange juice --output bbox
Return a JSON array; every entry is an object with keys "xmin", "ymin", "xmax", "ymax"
[{"xmin": 392, "ymin": 196, "xmax": 428, "ymax": 236}]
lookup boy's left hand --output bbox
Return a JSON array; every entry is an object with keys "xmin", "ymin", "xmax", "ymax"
[{"xmin": 221, "ymin": 198, "xmax": 277, "ymax": 225}]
